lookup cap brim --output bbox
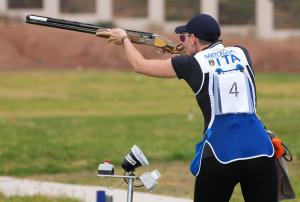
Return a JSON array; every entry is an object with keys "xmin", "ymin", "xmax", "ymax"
[{"xmin": 175, "ymin": 25, "xmax": 186, "ymax": 34}]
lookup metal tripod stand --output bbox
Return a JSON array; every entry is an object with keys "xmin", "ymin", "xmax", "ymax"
[{"xmin": 98, "ymin": 172, "xmax": 138, "ymax": 202}]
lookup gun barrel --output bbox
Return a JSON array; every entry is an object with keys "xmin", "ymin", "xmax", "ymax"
[
  {"xmin": 25, "ymin": 14, "xmax": 184, "ymax": 54},
  {"xmin": 26, "ymin": 15, "xmax": 98, "ymax": 34},
  {"xmin": 26, "ymin": 15, "xmax": 154, "ymax": 37}
]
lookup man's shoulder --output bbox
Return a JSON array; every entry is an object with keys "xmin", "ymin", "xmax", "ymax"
[
  {"xmin": 171, "ymin": 55, "xmax": 202, "ymax": 80},
  {"xmin": 171, "ymin": 55, "xmax": 199, "ymax": 67}
]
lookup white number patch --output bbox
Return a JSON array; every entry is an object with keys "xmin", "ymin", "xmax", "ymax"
[{"xmin": 218, "ymin": 72, "xmax": 250, "ymax": 114}]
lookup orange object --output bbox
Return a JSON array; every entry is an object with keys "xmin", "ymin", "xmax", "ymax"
[{"xmin": 272, "ymin": 138, "xmax": 285, "ymax": 159}]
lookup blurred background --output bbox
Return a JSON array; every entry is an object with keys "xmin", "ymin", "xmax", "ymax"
[
  {"xmin": 0, "ymin": 0, "xmax": 299, "ymax": 202},
  {"xmin": 0, "ymin": 0, "xmax": 300, "ymax": 71}
]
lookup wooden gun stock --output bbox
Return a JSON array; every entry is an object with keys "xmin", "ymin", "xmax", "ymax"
[{"xmin": 26, "ymin": 15, "xmax": 185, "ymax": 55}]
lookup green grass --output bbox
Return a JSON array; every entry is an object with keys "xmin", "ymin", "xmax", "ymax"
[
  {"xmin": 0, "ymin": 193, "xmax": 79, "ymax": 202},
  {"xmin": 0, "ymin": 70, "xmax": 299, "ymax": 201}
]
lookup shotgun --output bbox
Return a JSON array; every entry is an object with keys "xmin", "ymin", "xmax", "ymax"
[{"xmin": 25, "ymin": 15, "xmax": 185, "ymax": 55}]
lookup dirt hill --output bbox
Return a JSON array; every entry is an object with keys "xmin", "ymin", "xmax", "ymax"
[{"xmin": 0, "ymin": 22, "xmax": 299, "ymax": 72}]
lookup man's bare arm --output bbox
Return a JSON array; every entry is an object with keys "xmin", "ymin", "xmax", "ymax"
[
  {"xmin": 96, "ymin": 28, "xmax": 177, "ymax": 78},
  {"xmin": 123, "ymin": 37, "xmax": 176, "ymax": 78}
]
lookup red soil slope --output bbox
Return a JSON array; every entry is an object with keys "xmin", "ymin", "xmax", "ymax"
[{"xmin": 0, "ymin": 22, "xmax": 299, "ymax": 72}]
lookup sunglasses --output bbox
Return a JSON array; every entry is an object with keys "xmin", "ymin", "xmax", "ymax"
[
  {"xmin": 179, "ymin": 34, "xmax": 186, "ymax": 42},
  {"xmin": 179, "ymin": 34, "xmax": 191, "ymax": 43}
]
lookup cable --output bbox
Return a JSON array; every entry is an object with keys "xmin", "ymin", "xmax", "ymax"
[{"xmin": 123, "ymin": 171, "xmax": 144, "ymax": 188}]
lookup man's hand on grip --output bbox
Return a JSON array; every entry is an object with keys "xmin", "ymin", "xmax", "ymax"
[{"xmin": 96, "ymin": 28, "xmax": 128, "ymax": 45}]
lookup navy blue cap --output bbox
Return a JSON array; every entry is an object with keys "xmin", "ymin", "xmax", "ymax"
[{"xmin": 175, "ymin": 14, "xmax": 220, "ymax": 42}]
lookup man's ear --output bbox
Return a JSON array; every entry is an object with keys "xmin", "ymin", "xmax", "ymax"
[{"xmin": 191, "ymin": 34, "xmax": 197, "ymax": 45}]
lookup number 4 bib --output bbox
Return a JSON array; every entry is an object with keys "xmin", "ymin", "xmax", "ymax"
[{"xmin": 213, "ymin": 66, "xmax": 254, "ymax": 115}]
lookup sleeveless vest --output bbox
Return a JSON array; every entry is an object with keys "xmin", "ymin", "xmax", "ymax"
[{"xmin": 190, "ymin": 43, "xmax": 274, "ymax": 176}]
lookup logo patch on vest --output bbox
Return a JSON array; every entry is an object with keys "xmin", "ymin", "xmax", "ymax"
[
  {"xmin": 208, "ymin": 59, "xmax": 215, "ymax": 66},
  {"xmin": 204, "ymin": 49, "xmax": 241, "ymax": 67}
]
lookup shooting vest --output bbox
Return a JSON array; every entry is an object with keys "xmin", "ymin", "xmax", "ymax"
[{"xmin": 190, "ymin": 43, "xmax": 274, "ymax": 176}]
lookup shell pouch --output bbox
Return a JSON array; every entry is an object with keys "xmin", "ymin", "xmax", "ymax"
[
  {"xmin": 190, "ymin": 129, "xmax": 212, "ymax": 176},
  {"xmin": 267, "ymin": 130, "xmax": 295, "ymax": 201}
]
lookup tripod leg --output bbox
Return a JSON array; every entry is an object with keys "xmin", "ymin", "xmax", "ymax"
[{"xmin": 127, "ymin": 177, "xmax": 134, "ymax": 202}]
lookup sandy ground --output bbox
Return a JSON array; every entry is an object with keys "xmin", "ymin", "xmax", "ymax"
[
  {"xmin": 0, "ymin": 176, "xmax": 192, "ymax": 202},
  {"xmin": 0, "ymin": 22, "xmax": 299, "ymax": 72}
]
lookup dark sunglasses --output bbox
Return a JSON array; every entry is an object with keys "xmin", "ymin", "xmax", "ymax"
[
  {"xmin": 179, "ymin": 34, "xmax": 186, "ymax": 42},
  {"xmin": 179, "ymin": 34, "xmax": 191, "ymax": 42}
]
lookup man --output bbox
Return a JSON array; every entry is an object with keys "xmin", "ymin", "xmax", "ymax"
[{"xmin": 96, "ymin": 14, "xmax": 277, "ymax": 202}]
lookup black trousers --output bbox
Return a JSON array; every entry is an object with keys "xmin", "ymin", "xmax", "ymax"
[{"xmin": 194, "ymin": 156, "xmax": 278, "ymax": 202}]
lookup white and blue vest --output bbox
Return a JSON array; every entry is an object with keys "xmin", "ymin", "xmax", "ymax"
[{"xmin": 190, "ymin": 43, "xmax": 274, "ymax": 176}]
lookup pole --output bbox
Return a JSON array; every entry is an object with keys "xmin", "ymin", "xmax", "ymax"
[
  {"xmin": 97, "ymin": 171, "xmax": 138, "ymax": 202},
  {"xmin": 127, "ymin": 172, "xmax": 134, "ymax": 202}
]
